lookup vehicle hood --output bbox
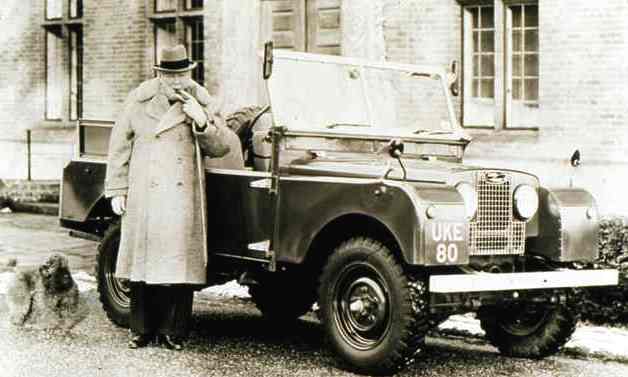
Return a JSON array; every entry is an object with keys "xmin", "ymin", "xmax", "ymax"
[{"xmin": 286, "ymin": 158, "xmax": 538, "ymax": 185}]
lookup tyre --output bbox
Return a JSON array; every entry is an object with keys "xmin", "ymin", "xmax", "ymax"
[
  {"xmin": 479, "ymin": 303, "xmax": 577, "ymax": 358},
  {"xmin": 318, "ymin": 237, "xmax": 428, "ymax": 375},
  {"xmin": 249, "ymin": 270, "xmax": 317, "ymax": 321},
  {"xmin": 96, "ymin": 223, "xmax": 131, "ymax": 327}
]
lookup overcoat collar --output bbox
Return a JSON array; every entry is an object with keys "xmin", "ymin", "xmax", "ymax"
[{"xmin": 135, "ymin": 78, "xmax": 188, "ymax": 135}]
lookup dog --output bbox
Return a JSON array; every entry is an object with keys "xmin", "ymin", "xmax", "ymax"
[{"xmin": 5, "ymin": 253, "xmax": 88, "ymax": 330}]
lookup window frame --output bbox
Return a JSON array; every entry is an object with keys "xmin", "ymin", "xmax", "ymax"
[
  {"xmin": 149, "ymin": 0, "xmax": 205, "ymax": 86},
  {"xmin": 460, "ymin": 0, "xmax": 539, "ymax": 131},
  {"xmin": 43, "ymin": 0, "xmax": 84, "ymax": 123}
]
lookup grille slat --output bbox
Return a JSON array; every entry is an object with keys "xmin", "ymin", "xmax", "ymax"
[{"xmin": 469, "ymin": 172, "xmax": 526, "ymax": 256}]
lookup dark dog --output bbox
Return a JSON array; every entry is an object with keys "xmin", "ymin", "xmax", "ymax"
[{"xmin": 6, "ymin": 253, "xmax": 88, "ymax": 330}]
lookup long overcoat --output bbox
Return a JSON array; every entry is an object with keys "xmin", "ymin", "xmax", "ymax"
[{"xmin": 104, "ymin": 78, "xmax": 234, "ymax": 284}]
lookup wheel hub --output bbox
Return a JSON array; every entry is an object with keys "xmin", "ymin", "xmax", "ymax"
[{"xmin": 346, "ymin": 277, "xmax": 387, "ymax": 332}]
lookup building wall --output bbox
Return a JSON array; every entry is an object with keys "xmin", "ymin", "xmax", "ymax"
[
  {"xmin": 1, "ymin": 0, "xmax": 627, "ymax": 215},
  {"xmin": 462, "ymin": 0, "xmax": 628, "ymax": 215},
  {"xmin": 0, "ymin": 0, "xmax": 148, "ymax": 180}
]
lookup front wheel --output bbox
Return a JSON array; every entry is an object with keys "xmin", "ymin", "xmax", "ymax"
[
  {"xmin": 318, "ymin": 237, "xmax": 428, "ymax": 375},
  {"xmin": 96, "ymin": 223, "xmax": 131, "ymax": 327},
  {"xmin": 480, "ymin": 303, "xmax": 577, "ymax": 358}
]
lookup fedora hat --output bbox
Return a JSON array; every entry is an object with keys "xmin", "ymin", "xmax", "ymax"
[{"xmin": 154, "ymin": 45, "xmax": 197, "ymax": 72}]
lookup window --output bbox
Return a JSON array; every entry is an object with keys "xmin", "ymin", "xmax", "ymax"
[
  {"xmin": 69, "ymin": 26, "xmax": 83, "ymax": 120},
  {"xmin": 185, "ymin": 18, "xmax": 204, "ymax": 85},
  {"xmin": 462, "ymin": 1, "xmax": 539, "ymax": 129},
  {"xmin": 46, "ymin": 0, "xmax": 62, "ymax": 20},
  {"xmin": 185, "ymin": 0, "xmax": 203, "ymax": 10},
  {"xmin": 43, "ymin": 0, "xmax": 83, "ymax": 121},
  {"xmin": 150, "ymin": 1, "xmax": 205, "ymax": 85},
  {"xmin": 46, "ymin": 28, "xmax": 63, "ymax": 120}
]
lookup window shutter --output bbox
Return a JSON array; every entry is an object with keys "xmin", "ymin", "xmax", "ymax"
[
  {"xmin": 270, "ymin": 0, "xmax": 306, "ymax": 51},
  {"xmin": 306, "ymin": 0, "xmax": 341, "ymax": 55}
]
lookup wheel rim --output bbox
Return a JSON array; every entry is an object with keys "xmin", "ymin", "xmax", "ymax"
[
  {"xmin": 332, "ymin": 262, "xmax": 391, "ymax": 351},
  {"xmin": 498, "ymin": 305, "xmax": 551, "ymax": 337},
  {"xmin": 104, "ymin": 236, "xmax": 130, "ymax": 308}
]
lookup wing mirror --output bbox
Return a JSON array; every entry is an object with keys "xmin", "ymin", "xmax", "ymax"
[
  {"xmin": 570, "ymin": 149, "xmax": 581, "ymax": 167},
  {"xmin": 263, "ymin": 41, "xmax": 274, "ymax": 80}
]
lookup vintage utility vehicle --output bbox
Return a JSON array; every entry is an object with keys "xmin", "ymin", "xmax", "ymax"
[{"xmin": 60, "ymin": 48, "xmax": 619, "ymax": 375}]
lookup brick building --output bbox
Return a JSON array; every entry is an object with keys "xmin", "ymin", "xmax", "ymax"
[{"xmin": 1, "ymin": 0, "xmax": 627, "ymax": 214}]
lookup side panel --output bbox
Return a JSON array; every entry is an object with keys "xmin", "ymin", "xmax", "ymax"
[
  {"xmin": 205, "ymin": 170, "xmax": 273, "ymax": 254},
  {"xmin": 60, "ymin": 160, "xmax": 107, "ymax": 222},
  {"xmin": 275, "ymin": 177, "xmax": 420, "ymax": 264}
]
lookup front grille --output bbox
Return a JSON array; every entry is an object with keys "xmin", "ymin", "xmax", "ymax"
[{"xmin": 468, "ymin": 171, "xmax": 526, "ymax": 256}]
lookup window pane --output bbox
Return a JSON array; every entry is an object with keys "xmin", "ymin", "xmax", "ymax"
[
  {"xmin": 472, "ymin": 79, "xmax": 479, "ymax": 97},
  {"xmin": 512, "ymin": 54, "xmax": 522, "ymax": 77},
  {"xmin": 473, "ymin": 31, "xmax": 479, "ymax": 52},
  {"xmin": 70, "ymin": 27, "xmax": 83, "ymax": 120},
  {"xmin": 46, "ymin": 31, "xmax": 63, "ymax": 119},
  {"xmin": 156, "ymin": 0, "xmax": 176, "ymax": 12},
  {"xmin": 512, "ymin": 30, "xmax": 522, "ymax": 52},
  {"xmin": 524, "ymin": 54, "xmax": 539, "ymax": 77},
  {"xmin": 155, "ymin": 20, "xmax": 177, "ymax": 66},
  {"xmin": 70, "ymin": 0, "xmax": 83, "ymax": 18},
  {"xmin": 524, "ymin": 29, "xmax": 538, "ymax": 52},
  {"xmin": 481, "ymin": 30, "xmax": 494, "ymax": 52},
  {"xmin": 46, "ymin": 0, "xmax": 62, "ymax": 19},
  {"xmin": 480, "ymin": 7, "xmax": 494, "ymax": 28},
  {"xmin": 524, "ymin": 79, "xmax": 538, "ymax": 101},
  {"xmin": 512, "ymin": 79, "xmax": 522, "ymax": 100},
  {"xmin": 473, "ymin": 55, "xmax": 480, "ymax": 76},
  {"xmin": 186, "ymin": 18, "xmax": 204, "ymax": 85},
  {"xmin": 524, "ymin": 5, "xmax": 539, "ymax": 27},
  {"xmin": 186, "ymin": 0, "xmax": 203, "ymax": 10},
  {"xmin": 512, "ymin": 5, "xmax": 522, "ymax": 28},
  {"xmin": 481, "ymin": 79, "xmax": 494, "ymax": 98},
  {"xmin": 470, "ymin": 7, "xmax": 479, "ymax": 28},
  {"xmin": 481, "ymin": 55, "xmax": 494, "ymax": 77}
]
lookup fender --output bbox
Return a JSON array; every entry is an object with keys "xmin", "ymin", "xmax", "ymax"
[
  {"xmin": 531, "ymin": 188, "xmax": 599, "ymax": 262},
  {"xmin": 60, "ymin": 160, "xmax": 109, "ymax": 222},
  {"xmin": 275, "ymin": 176, "xmax": 466, "ymax": 265}
]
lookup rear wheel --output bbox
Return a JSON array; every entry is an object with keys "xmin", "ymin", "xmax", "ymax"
[
  {"xmin": 96, "ymin": 223, "xmax": 130, "ymax": 327},
  {"xmin": 318, "ymin": 237, "xmax": 428, "ymax": 375},
  {"xmin": 480, "ymin": 303, "xmax": 577, "ymax": 358}
]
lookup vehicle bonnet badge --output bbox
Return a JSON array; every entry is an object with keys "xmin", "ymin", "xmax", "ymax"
[{"xmin": 485, "ymin": 171, "xmax": 507, "ymax": 185}]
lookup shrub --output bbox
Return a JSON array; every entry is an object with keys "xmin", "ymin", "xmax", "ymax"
[{"xmin": 577, "ymin": 216, "xmax": 628, "ymax": 325}]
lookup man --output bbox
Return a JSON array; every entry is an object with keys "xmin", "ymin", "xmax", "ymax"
[{"xmin": 104, "ymin": 45, "xmax": 232, "ymax": 350}]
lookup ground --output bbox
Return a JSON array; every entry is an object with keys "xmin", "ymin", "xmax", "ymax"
[{"xmin": 1, "ymin": 212, "xmax": 628, "ymax": 376}]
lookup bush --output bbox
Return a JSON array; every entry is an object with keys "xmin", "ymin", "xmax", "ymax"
[{"xmin": 577, "ymin": 216, "xmax": 628, "ymax": 325}]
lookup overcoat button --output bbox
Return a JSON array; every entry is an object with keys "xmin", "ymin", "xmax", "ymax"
[{"xmin": 177, "ymin": 182, "xmax": 183, "ymax": 186}]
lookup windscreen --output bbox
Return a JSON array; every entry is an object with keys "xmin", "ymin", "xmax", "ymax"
[{"xmin": 266, "ymin": 53, "xmax": 454, "ymax": 134}]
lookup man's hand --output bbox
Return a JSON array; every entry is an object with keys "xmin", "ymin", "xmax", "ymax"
[
  {"xmin": 111, "ymin": 195, "xmax": 127, "ymax": 215},
  {"xmin": 177, "ymin": 90, "xmax": 208, "ymax": 126}
]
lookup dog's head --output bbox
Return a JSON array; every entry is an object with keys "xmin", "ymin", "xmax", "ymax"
[{"xmin": 39, "ymin": 253, "xmax": 75, "ymax": 293}]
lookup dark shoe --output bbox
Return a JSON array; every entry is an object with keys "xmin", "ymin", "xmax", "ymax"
[
  {"xmin": 160, "ymin": 334, "xmax": 184, "ymax": 351},
  {"xmin": 128, "ymin": 333, "xmax": 152, "ymax": 349}
]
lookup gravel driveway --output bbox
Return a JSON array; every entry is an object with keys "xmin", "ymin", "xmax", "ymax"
[{"xmin": 2, "ymin": 288, "xmax": 628, "ymax": 377}]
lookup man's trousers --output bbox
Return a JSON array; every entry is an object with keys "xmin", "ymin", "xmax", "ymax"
[{"xmin": 129, "ymin": 282, "xmax": 194, "ymax": 338}]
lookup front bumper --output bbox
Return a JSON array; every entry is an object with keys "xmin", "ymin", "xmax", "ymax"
[{"xmin": 429, "ymin": 269, "xmax": 619, "ymax": 293}]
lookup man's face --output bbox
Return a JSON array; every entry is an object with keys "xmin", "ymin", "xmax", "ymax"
[{"xmin": 159, "ymin": 71, "xmax": 193, "ymax": 91}]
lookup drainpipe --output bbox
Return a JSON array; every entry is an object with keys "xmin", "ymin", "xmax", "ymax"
[{"xmin": 26, "ymin": 129, "xmax": 31, "ymax": 181}]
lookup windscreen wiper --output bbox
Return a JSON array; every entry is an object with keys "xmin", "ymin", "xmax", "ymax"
[
  {"xmin": 326, "ymin": 123, "xmax": 371, "ymax": 129},
  {"xmin": 413, "ymin": 129, "xmax": 453, "ymax": 135}
]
